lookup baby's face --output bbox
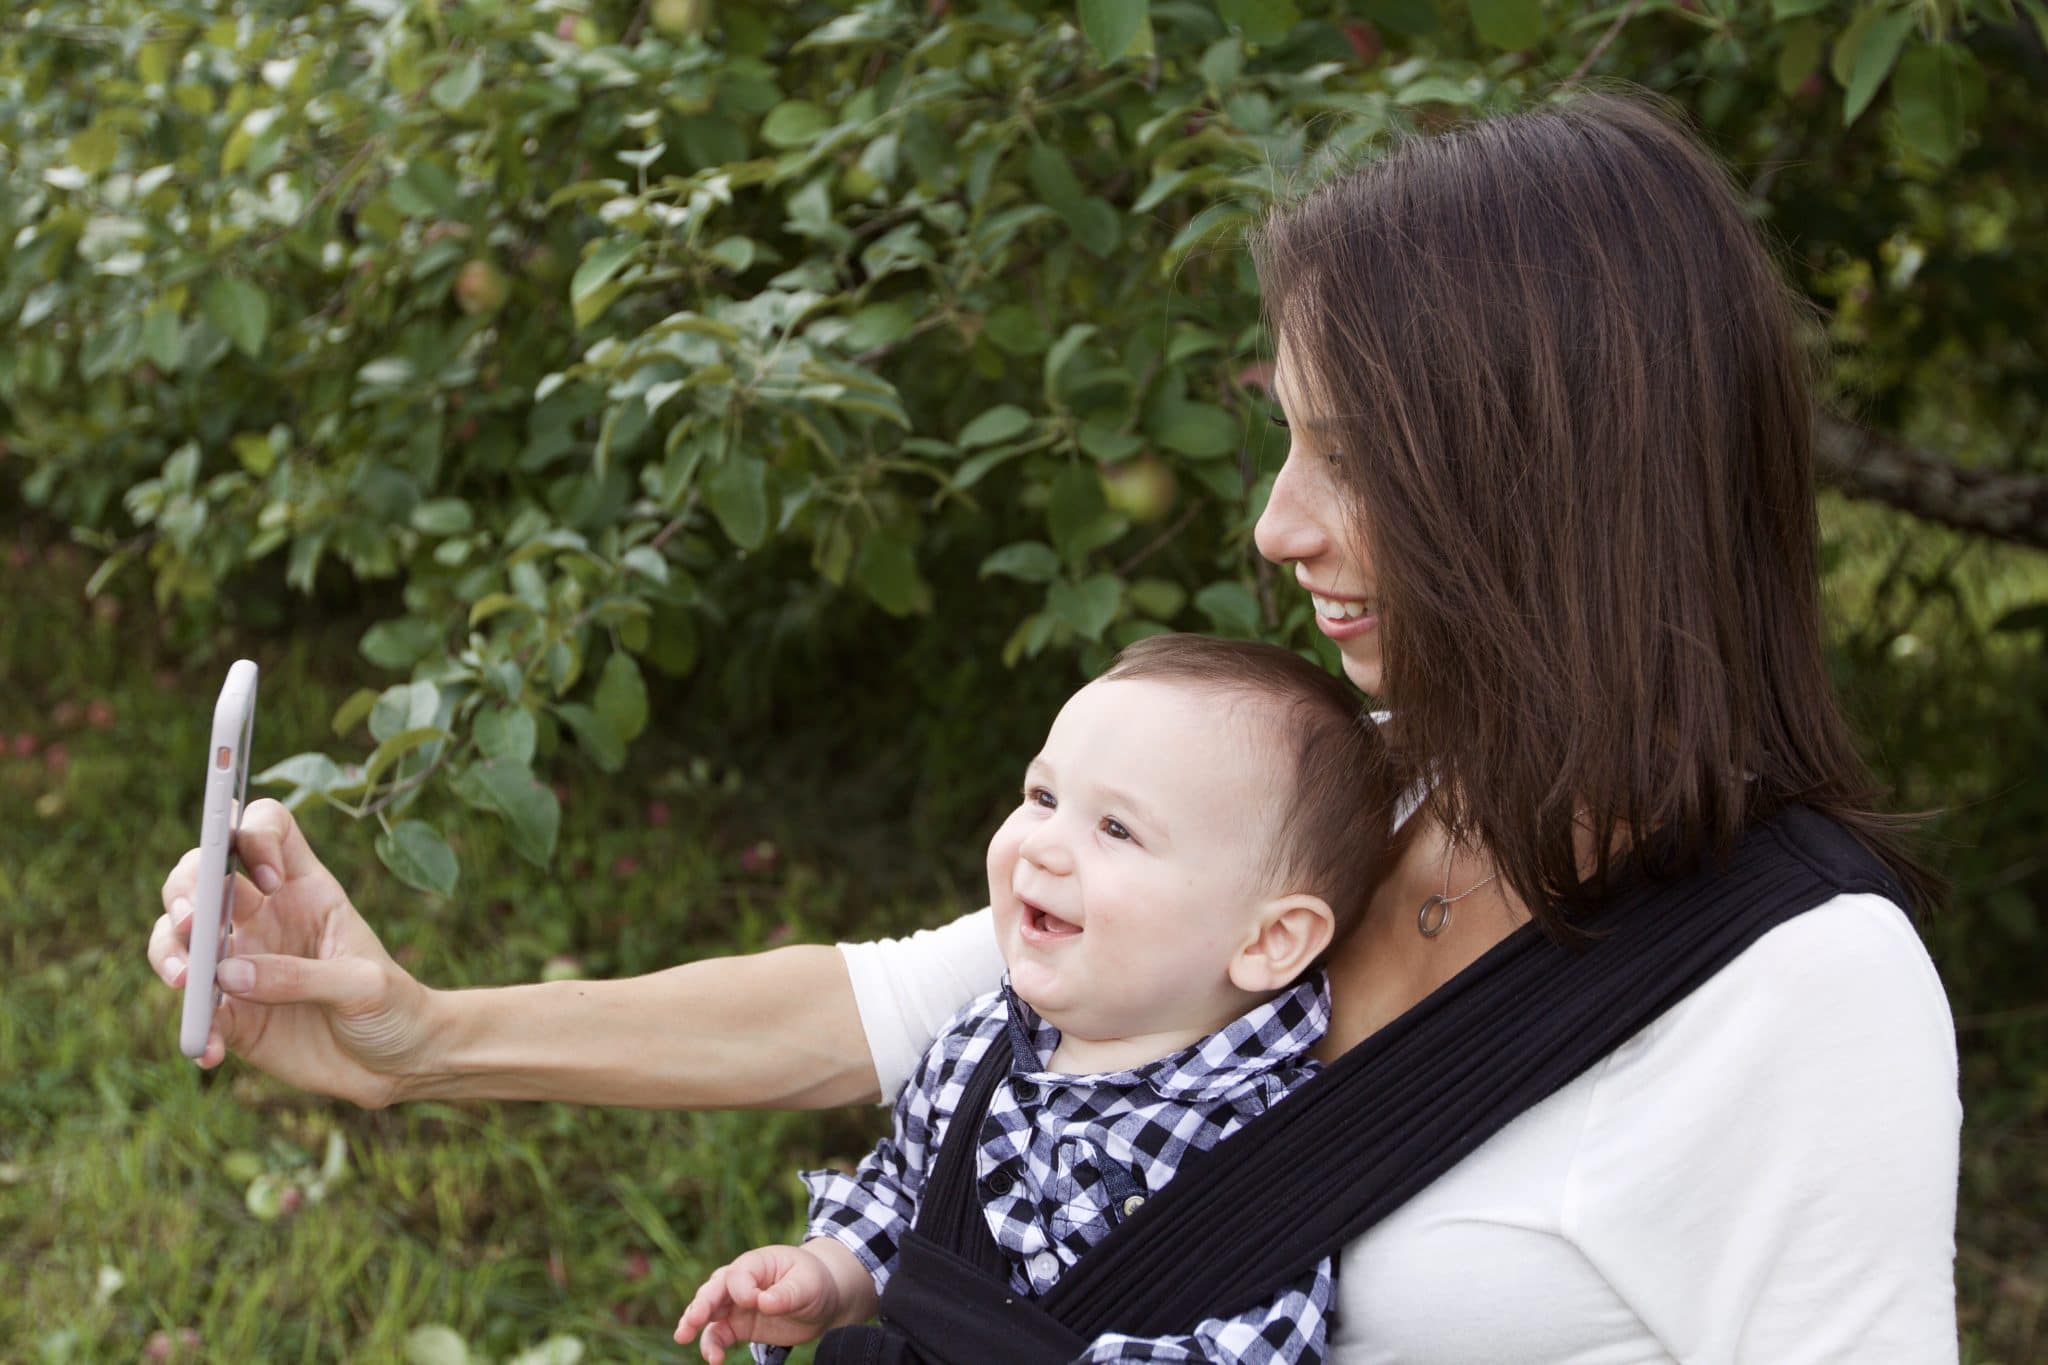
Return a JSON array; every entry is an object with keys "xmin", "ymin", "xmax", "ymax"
[{"xmin": 986, "ymin": 677, "xmax": 1289, "ymax": 1045}]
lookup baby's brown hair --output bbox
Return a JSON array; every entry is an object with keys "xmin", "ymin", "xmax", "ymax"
[{"xmin": 1099, "ymin": 633, "xmax": 1410, "ymax": 956}]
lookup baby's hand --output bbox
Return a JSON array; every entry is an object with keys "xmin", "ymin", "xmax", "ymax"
[{"xmin": 674, "ymin": 1243, "xmax": 853, "ymax": 1364}]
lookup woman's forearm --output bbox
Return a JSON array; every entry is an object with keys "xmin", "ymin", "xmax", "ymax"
[{"xmin": 396, "ymin": 944, "xmax": 883, "ymax": 1109}]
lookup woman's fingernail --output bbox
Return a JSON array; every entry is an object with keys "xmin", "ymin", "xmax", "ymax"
[
  {"xmin": 217, "ymin": 959, "xmax": 254, "ymax": 992},
  {"xmin": 166, "ymin": 956, "xmax": 184, "ymax": 982},
  {"xmin": 254, "ymin": 866, "xmax": 281, "ymax": 894},
  {"xmin": 173, "ymin": 898, "xmax": 192, "ymax": 928}
]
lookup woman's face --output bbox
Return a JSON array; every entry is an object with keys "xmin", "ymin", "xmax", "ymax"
[{"xmin": 1254, "ymin": 342, "xmax": 1385, "ymax": 695}]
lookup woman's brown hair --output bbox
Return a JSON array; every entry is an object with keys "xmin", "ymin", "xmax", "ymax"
[{"xmin": 1248, "ymin": 85, "xmax": 1939, "ymax": 932}]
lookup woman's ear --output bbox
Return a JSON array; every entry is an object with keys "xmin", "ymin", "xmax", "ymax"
[{"xmin": 1229, "ymin": 894, "xmax": 1336, "ymax": 994}]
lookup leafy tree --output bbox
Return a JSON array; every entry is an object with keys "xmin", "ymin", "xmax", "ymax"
[{"xmin": 3, "ymin": 0, "xmax": 2043, "ymax": 897}]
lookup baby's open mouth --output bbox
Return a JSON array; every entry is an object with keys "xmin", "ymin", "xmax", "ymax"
[{"xmin": 1024, "ymin": 899, "xmax": 1082, "ymax": 937}]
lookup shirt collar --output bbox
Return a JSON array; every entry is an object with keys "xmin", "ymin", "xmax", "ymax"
[{"xmin": 1000, "ymin": 972, "xmax": 1330, "ymax": 1104}]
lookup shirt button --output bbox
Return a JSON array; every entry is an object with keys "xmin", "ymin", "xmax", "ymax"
[
  {"xmin": 1121, "ymin": 1194, "xmax": 1147, "ymax": 1217},
  {"xmin": 984, "ymin": 1169, "xmax": 1013, "ymax": 1196},
  {"xmin": 1011, "ymin": 1080, "xmax": 1035, "ymax": 1103},
  {"xmin": 1030, "ymin": 1251, "xmax": 1060, "ymax": 1283}
]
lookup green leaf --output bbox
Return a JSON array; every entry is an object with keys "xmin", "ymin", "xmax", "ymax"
[
  {"xmin": 467, "ymin": 761, "xmax": 561, "ymax": 867},
  {"xmin": 1469, "ymin": 0, "xmax": 1541, "ymax": 50},
  {"xmin": 1771, "ymin": 0, "xmax": 1831, "ymax": 15},
  {"xmin": 1044, "ymin": 324, "xmax": 1100, "ymax": 408},
  {"xmin": 359, "ymin": 616, "xmax": 440, "ymax": 670},
  {"xmin": 375, "ymin": 820, "xmax": 458, "ymax": 897},
  {"xmin": 1891, "ymin": 45, "xmax": 1968, "ymax": 165},
  {"xmin": 980, "ymin": 542, "xmax": 1062, "ymax": 583},
  {"xmin": 595, "ymin": 651, "xmax": 649, "ymax": 743},
  {"xmin": 1394, "ymin": 75, "xmax": 1475, "ymax": 107},
  {"xmin": 1776, "ymin": 21, "xmax": 1827, "ymax": 96},
  {"xmin": 410, "ymin": 498, "xmax": 473, "ymax": 536},
  {"xmin": 855, "ymin": 532, "xmax": 931, "ymax": 616},
  {"xmin": 960, "ymin": 405, "xmax": 1033, "ymax": 448},
  {"xmin": 1838, "ymin": 8, "xmax": 1917, "ymax": 126},
  {"xmin": 331, "ymin": 688, "xmax": 380, "ymax": 739},
  {"xmin": 571, "ymin": 240, "xmax": 636, "ymax": 310},
  {"xmin": 1079, "ymin": 0, "xmax": 1146, "ymax": 62},
  {"xmin": 1126, "ymin": 577, "xmax": 1187, "ymax": 620},
  {"xmin": 1220, "ymin": 0, "xmax": 1298, "ymax": 45},
  {"xmin": 1048, "ymin": 573, "xmax": 1122, "ymax": 641},
  {"xmin": 251, "ymin": 752, "xmax": 344, "ymax": 798},
  {"xmin": 761, "ymin": 101, "xmax": 829, "ymax": 148},
  {"xmin": 202, "ymin": 277, "xmax": 270, "ymax": 358},
  {"xmin": 1362, "ymin": 0, "xmax": 1438, "ymax": 37},
  {"xmin": 1195, "ymin": 581, "xmax": 1262, "ymax": 635},
  {"xmin": 705, "ymin": 455, "xmax": 770, "ymax": 551},
  {"xmin": 474, "ymin": 705, "xmax": 537, "ymax": 765},
  {"xmin": 362, "ymin": 725, "xmax": 452, "ymax": 790},
  {"xmin": 1048, "ymin": 465, "xmax": 1111, "ymax": 561},
  {"xmin": 1153, "ymin": 401, "xmax": 1239, "ymax": 459},
  {"xmin": 554, "ymin": 702, "xmax": 626, "ymax": 773},
  {"xmin": 369, "ymin": 682, "xmax": 440, "ymax": 743},
  {"xmin": 429, "ymin": 54, "xmax": 483, "ymax": 113}
]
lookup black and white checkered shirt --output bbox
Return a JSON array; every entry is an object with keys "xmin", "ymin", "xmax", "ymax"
[{"xmin": 760, "ymin": 973, "xmax": 1334, "ymax": 1363}]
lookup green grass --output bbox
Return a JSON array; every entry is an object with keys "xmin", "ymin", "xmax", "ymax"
[
  {"xmin": 0, "ymin": 537, "xmax": 929, "ymax": 1362},
  {"xmin": 3, "ymin": 510, "xmax": 2044, "ymax": 1361}
]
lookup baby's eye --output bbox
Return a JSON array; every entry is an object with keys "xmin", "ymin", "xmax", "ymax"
[
  {"xmin": 1025, "ymin": 785, "xmax": 1055, "ymax": 810},
  {"xmin": 1101, "ymin": 817, "xmax": 1133, "ymax": 842}
]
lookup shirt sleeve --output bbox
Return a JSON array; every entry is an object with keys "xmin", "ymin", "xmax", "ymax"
[
  {"xmin": 1071, "ymin": 1255, "xmax": 1333, "ymax": 1364},
  {"xmin": 838, "ymin": 906, "xmax": 1006, "ymax": 1100},
  {"xmin": 1562, "ymin": 891, "xmax": 1961, "ymax": 1362},
  {"xmin": 798, "ymin": 1021, "xmax": 957, "ymax": 1293}
]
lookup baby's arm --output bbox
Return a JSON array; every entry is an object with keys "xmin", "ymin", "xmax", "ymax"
[
  {"xmin": 1070, "ymin": 1253, "xmax": 1334, "ymax": 1364},
  {"xmin": 675, "ymin": 1239, "xmax": 877, "ymax": 1364}
]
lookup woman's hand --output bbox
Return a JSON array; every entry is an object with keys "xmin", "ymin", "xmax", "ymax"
[
  {"xmin": 675, "ymin": 1241, "xmax": 877, "ymax": 1364},
  {"xmin": 149, "ymin": 797, "xmax": 437, "ymax": 1108}
]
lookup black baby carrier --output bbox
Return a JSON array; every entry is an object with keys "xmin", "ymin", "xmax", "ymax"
[{"xmin": 814, "ymin": 806, "xmax": 1909, "ymax": 1364}]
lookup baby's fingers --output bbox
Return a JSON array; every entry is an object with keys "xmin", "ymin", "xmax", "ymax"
[
  {"xmin": 676, "ymin": 1268, "xmax": 733, "ymax": 1342},
  {"xmin": 698, "ymin": 1320, "xmax": 739, "ymax": 1364}
]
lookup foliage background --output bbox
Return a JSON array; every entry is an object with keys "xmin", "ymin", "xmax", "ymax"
[{"xmin": 3, "ymin": 0, "xmax": 2045, "ymax": 1358}]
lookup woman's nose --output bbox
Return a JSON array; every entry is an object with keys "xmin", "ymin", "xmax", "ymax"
[{"xmin": 1253, "ymin": 454, "xmax": 1330, "ymax": 569}]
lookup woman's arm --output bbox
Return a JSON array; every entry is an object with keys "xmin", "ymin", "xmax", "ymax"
[
  {"xmin": 1566, "ymin": 893, "xmax": 1960, "ymax": 1359},
  {"xmin": 398, "ymin": 945, "xmax": 882, "ymax": 1109},
  {"xmin": 153, "ymin": 799, "xmax": 990, "ymax": 1112}
]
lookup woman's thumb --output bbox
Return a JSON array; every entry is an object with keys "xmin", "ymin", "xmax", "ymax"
[{"xmin": 217, "ymin": 952, "xmax": 378, "ymax": 1008}]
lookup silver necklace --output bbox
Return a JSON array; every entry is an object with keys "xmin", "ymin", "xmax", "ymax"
[{"xmin": 1417, "ymin": 843, "xmax": 1498, "ymax": 939}]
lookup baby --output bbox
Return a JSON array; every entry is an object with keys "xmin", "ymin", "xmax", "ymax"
[{"xmin": 675, "ymin": 632, "xmax": 1401, "ymax": 1363}]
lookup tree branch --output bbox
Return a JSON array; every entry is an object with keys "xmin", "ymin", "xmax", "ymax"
[{"xmin": 1814, "ymin": 414, "xmax": 2048, "ymax": 552}]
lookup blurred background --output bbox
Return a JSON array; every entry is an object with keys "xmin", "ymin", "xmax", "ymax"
[{"xmin": 3, "ymin": 0, "xmax": 2044, "ymax": 1359}]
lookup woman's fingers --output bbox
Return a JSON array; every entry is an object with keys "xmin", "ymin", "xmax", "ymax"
[
  {"xmin": 213, "ymin": 951, "xmax": 381, "ymax": 1009},
  {"xmin": 149, "ymin": 907, "xmax": 188, "ymax": 985},
  {"xmin": 700, "ymin": 1321, "xmax": 737, "ymax": 1364},
  {"xmin": 160, "ymin": 846, "xmax": 199, "ymax": 916},
  {"xmin": 231, "ymin": 798, "xmax": 327, "ymax": 896}
]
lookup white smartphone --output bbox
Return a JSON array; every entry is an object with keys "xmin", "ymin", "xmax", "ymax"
[{"xmin": 180, "ymin": 659, "xmax": 258, "ymax": 1060}]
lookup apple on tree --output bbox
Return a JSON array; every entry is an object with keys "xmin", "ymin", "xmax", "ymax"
[{"xmin": 1099, "ymin": 454, "xmax": 1178, "ymax": 525}]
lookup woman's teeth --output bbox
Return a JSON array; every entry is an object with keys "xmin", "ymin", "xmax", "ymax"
[{"xmin": 1310, "ymin": 593, "xmax": 1374, "ymax": 621}]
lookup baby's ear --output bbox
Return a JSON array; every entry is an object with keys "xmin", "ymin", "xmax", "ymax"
[{"xmin": 1229, "ymin": 894, "xmax": 1336, "ymax": 994}]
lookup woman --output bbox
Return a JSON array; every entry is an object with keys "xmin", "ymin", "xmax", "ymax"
[{"xmin": 150, "ymin": 88, "xmax": 1960, "ymax": 1359}]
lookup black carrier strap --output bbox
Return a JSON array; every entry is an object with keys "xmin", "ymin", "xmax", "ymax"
[
  {"xmin": 828, "ymin": 806, "xmax": 1904, "ymax": 1362},
  {"xmin": 815, "ymin": 1020, "xmax": 1088, "ymax": 1365}
]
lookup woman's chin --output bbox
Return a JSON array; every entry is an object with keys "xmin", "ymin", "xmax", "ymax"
[{"xmin": 1338, "ymin": 648, "xmax": 1383, "ymax": 697}]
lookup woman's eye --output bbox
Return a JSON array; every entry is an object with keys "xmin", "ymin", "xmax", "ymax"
[
  {"xmin": 1025, "ymin": 786, "xmax": 1055, "ymax": 810},
  {"xmin": 1269, "ymin": 411, "xmax": 1290, "ymax": 431},
  {"xmin": 1101, "ymin": 817, "xmax": 1133, "ymax": 842}
]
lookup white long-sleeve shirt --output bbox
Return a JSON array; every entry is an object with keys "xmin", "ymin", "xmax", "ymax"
[{"xmin": 839, "ymin": 893, "xmax": 1960, "ymax": 1362}]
